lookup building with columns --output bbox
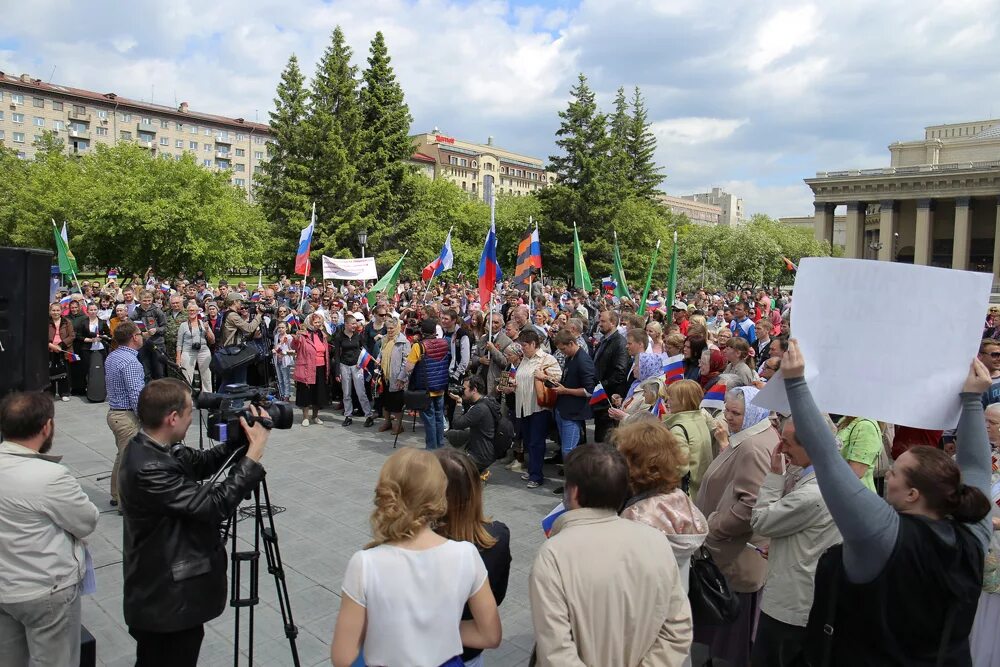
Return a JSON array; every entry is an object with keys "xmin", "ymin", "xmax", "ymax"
[{"xmin": 806, "ymin": 119, "xmax": 1000, "ymax": 278}]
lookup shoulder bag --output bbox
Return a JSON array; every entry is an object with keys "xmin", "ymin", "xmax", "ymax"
[
  {"xmin": 210, "ymin": 311, "xmax": 258, "ymax": 376},
  {"xmin": 685, "ymin": 495, "xmax": 740, "ymax": 626},
  {"xmin": 534, "ymin": 356, "xmax": 558, "ymax": 409},
  {"xmin": 403, "ymin": 343, "xmax": 431, "ymax": 411}
]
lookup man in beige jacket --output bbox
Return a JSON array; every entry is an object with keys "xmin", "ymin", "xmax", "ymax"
[{"xmin": 529, "ymin": 443, "xmax": 692, "ymax": 666}]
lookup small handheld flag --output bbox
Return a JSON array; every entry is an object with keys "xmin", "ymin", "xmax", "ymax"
[
  {"xmin": 782, "ymin": 256, "xmax": 797, "ymax": 272},
  {"xmin": 701, "ymin": 382, "xmax": 727, "ymax": 411},
  {"xmin": 589, "ymin": 383, "xmax": 609, "ymax": 406},
  {"xmin": 357, "ymin": 348, "xmax": 373, "ymax": 370},
  {"xmin": 423, "ymin": 229, "xmax": 455, "ymax": 281},
  {"xmin": 65, "ymin": 352, "xmax": 81, "ymax": 363},
  {"xmin": 508, "ymin": 365, "xmax": 518, "ymax": 382},
  {"xmin": 542, "ymin": 502, "xmax": 568, "ymax": 537},
  {"xmin": 662, "ymin": 354, "xmax": 685, "ymax": 384},
  {"xmin": 650, "ymin": 397, "xmax": 667, "ymax": 418},
  {"xmin": 324, "ymin": 319, "xmax": 335, "ymax": 336},
  {"xmin": 601, "ymin": 276, "xmax": 617, "ymax": 293},
  {"xmin": 284, "ymin": 313, "xmax": 300, "ymax": 325},
  {"xmin": 59, "ymin": 295, "xmax": 72, "ymax": 305},
  {"xmin": 107, "ymin": 270, "xmax": 118, "ymax": 281}
]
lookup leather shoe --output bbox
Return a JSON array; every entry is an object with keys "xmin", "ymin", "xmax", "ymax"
[
  {"xmin": 552, "ymin": 485, "xmax": 565, "ymax": 495},
  {"xmin": 364, "ymin": 416, "xmax": 375, "ymax": 427},
  {"xmin": 342, "ymin": 416, "xmax": 353, "ymax": 427}
]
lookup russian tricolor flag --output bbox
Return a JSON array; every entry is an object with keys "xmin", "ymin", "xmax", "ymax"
[
  {"xmin": 478, "ymin": 221, "xmax": 502, "ymax": 309},
  {"xmin": 422, "ymin": 229, "xmax": 455, "ymax": 281},
  {"xmin": 602, "ymin": 276, "xmax": 617, "ymax": 292},
  {"xmin": 650, "ymin": 397, "xmax": 667, "ymax": 418},
  {"xmin": 646, "ymin": 299, "xmax": 662, "ymax": 310},
  {"xmin": 59, "ymin": 295, "xmax": 72, "ymax": 305},
  {"xmin": 295, "ymin": 203, "xmax": 315, "ymax": 277},
  {"xmin": 284, "ymin": 313, "xmax": 299, "ymax": 325},
  {"xmin": 107, "ymin": 270, "xmax": 118, "ymax": 281},
  {"xmin": 662, "ymin": 354, "xmax": 685, "ymax": 384},
  {"xmin": 357, "ymin": 348, "xmax": 373, "ymax": 370},
  {"xmin": 528, "ymin": 225, "xmax": 542, "ymax": 270},
  {"xmin": 589, "ymin": 383, "xmax": 608, "ymax": 406},
  {"xmin": 541, "ymin": 502, "xmax": 568, "ymax": 537},
  {"xmin": 65, "ymin": 352, "xmax": 81, "ymax": 363},
  {"xmin": 701, "ymin": 382, "xmax": 727, "ymax": 411}
]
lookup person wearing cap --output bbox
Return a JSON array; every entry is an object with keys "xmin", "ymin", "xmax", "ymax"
[
  {"xmin": 672, "ymin": 301, "xmax": 690, "ymax": 336},
  {"xmin": 332, "ymin": 313, "xmax": 374, "ymax": 427},
  {"xmin": 404, "ymin": 319, "xmax": 453, "ymax": 449},
  {"xmin": 218, "ymin": 293, "xmax": 263, "ymax": 386}
]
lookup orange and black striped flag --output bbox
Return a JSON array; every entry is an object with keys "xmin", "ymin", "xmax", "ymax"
[{"xmin": 513, "ymin": 224, "xmax": 542, "ymax": 289}]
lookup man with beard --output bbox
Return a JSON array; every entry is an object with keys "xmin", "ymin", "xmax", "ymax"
[{"xmin": 0, "ymin": 392, "xmax": 100, "ymax": 667}]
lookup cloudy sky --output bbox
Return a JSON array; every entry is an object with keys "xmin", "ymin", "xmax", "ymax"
[{"xmin": 3, "ymin": 0, "xmax": 1000, "ymax": 216}]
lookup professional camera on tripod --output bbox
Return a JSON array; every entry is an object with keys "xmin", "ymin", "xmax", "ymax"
[{"xmin": 196, "ymin": 383, "xmax": 294, "ymax": 445}]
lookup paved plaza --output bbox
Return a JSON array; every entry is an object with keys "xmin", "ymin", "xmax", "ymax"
[{"xmin": 53, "ymin": 396, "xmax": 559, "ymax": 667}]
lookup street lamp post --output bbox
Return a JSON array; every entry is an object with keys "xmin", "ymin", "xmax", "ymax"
[
  {"xmin": 869, "ymin": 241, "xmax": 883, "ymax": 260},
  {"xmin": 701, "ymin": 246, "xmax": 708, "ymax": 289},
  {"xmin": 893, "ymin": 232, "xmax": 899, "ymax": 261},
  {"xmin": 358, "ymin": 228, "xmax": 369, "ymax": 258}
]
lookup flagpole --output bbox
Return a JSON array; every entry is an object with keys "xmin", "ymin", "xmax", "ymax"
[{"xmin": 534, "ymin": 218, "xmax": 544, "ymax": 288}]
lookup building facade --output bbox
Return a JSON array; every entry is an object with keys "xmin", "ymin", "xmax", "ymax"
[
  {"xmin": 0, "ymin": 71, "xmax": 270, "ymax": 197},
  {"xmin": 658, "ymin": 193, "xmax": 723, "ymax": 225},
  {"xmin": 807, "ymin": 119, "xmax": 1000, "ymax": 278},
  {"xmin": 682, "ymin": 187, "xmax": 745, "ymax": 226},
  {"xmin": 410, "ymin": 129, "xmax": 554, "ymax": 199}
]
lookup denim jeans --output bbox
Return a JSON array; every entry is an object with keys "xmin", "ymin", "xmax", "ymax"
[
  {"xmin": 0, "ymin": 583, "xmax": 81, "ymax": 667},
  {"xmin": 523, "ymin": 410, "xmax": 551, "ymax": 483},
  {"xmin": 274, "ymin": 362, "xmax": 292, "ymax": 399},
  {"xmin": 554, "ymin": 408, "xmax": 582, "ymax": 457},
  {"xmin": 421, "ymin": 395, "xmax": 445, "ymax": 449}
]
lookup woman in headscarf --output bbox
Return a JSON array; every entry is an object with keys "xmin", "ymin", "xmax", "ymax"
[
  {"xmin": 698, "ymin": 347, "xmax": 727, "ymax": 390},
  {"xmin": 694, "ymin": 385, "xmax": 779, "ymax": 667},
  {"xmin": 626, "ymin": 352, "xmax": 664, "ymax": 400}
]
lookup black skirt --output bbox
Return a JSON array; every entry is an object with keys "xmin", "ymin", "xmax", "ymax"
[
  {"xmin": 295, "ymin": 365, "xmax": 328, "ymax": 408},
  {"xmin": 382, "ymin": 389, "xmax": 405, "ymax": 413}
]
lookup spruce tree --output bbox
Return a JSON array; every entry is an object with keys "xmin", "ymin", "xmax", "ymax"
[
  {"xmin": 626, "ymin": 86, "xmax": 665, "ymax": 200},
  {"xmin": 255, "ymin": 54, "xmax": 312, "ymax": 270},
  {"xmin": 357, "ymin": 31, "xmax": 414, "ymax": 249},
  {"xmin": 304, "ymin": 27, "xmax": 364, "ymax": 256},
  {"xmin": 606, "ymin": 86, "xmax": 633, "ymax": 201},
  {"xmin": 548, "ymin": 73, "xmax": 605, "ymax": 188}
]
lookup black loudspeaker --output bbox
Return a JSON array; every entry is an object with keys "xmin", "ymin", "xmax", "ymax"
[{"xmin": 0, "ymin": 247, "xmax": 54, "ymax": 395}]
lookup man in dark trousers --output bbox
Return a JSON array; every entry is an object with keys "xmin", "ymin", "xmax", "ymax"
[
  {"xmin": 592, "ymin": 310, "xmax": 629, "ymax": 443},
  {"xmin": 445, "ymin": 375, "xmax": 496, "ymax": 475},
  {"xmin": 550, "ymin": 329, "xmax": 597, "ymax": 494},
  {"xmin": 118, "ymin": 378, "xmax": 270, "ymax": 667}
]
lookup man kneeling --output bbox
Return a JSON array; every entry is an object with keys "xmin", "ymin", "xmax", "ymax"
[{"xmin": 446, "ymin": 375, "xmax": 497, "ymax": 475}]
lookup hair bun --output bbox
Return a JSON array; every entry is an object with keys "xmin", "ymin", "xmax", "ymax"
[{"xmin": 951, "ymin": 483, "xmax": 991, "ymax": 524}]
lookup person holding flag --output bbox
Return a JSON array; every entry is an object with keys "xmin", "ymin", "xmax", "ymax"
[
  {"xmin": 295, "ymin": 204, "xmax": 315, "ymax": 278},
  {"xmin": 548, "ymin": 329, "xmax": 597, "ymax": 495}
]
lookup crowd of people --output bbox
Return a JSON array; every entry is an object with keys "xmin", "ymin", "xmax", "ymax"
[{"xmin": 5, "ymin": 265, "xmax": 1000, "ymax": 666}]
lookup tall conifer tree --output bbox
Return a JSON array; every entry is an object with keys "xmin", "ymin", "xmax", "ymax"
[{"xmin": 626, "ymin": 86, "xmax": 664, "ymax": 200}]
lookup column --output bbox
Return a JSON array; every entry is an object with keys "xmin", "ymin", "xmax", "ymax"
[
  {"xmin": 993, "ymin": 197, "xmax": 1000, "ymax": 282},
  {"xmin": 914, "ymin": 198, "xmax": 935, "ymax": 266},
  {"xmin": 878, "ymin": 200, "xmax": 897, "ymax": 262},
  {"xmin": 814, "ymin": 202, "xmax": 834, "ymax": 248},
  {"xmin": 844, "ymin": 201, "xmax": 866, "ymax": 259},
  {"xmin": 953, "ymin": 196, "xmax": 972, "ymax": 271}
]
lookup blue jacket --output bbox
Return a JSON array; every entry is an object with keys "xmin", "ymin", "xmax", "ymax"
[
  {"xmin": 556, "ymin": 347, "xmax": 597, "ymax": 421},
  {"xmin": 411, "ymin": 338, "xmax": 451, "ymax": 392}
]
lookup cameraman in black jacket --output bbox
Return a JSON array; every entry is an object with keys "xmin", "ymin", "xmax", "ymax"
[{"xmin": 118, "ymin": 378, "xmax": 269, "ymax": 667}]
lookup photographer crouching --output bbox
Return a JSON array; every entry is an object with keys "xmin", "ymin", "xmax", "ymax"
[{"xmin": 118, "ymin": 378, "xmax": 270, "ymax": 666}]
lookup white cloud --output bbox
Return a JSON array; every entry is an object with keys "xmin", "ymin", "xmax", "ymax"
[
  {"xmin": 652, "ymin": 117, "xmax": 748, "ymax": 145},
  {"xmin": 746, "ymin": 6, "xmax": 819, "ymax": 72}
]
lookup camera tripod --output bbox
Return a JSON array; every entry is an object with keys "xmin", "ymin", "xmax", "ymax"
[{"xmin": 220, "ymin": 475, "xmax": 301, "ymax": 667}]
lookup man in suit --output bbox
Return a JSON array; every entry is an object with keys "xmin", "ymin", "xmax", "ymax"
[
  {"xmin": 592, "ymin": 310, "xmax": 629, "ymax": 443},
  {"xmin": 474, "ymin": 312, "xmax": 513, "ymax": 398},
  {"xmin": 550, "ymin": 329, "xmax": 597, "ymax": 495}
]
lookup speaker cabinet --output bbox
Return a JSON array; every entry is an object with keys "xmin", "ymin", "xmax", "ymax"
[{"xmin": 0, "ymin": 247, "xmax": 55, "ymax": 394}]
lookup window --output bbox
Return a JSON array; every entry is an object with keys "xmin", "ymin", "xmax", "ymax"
[
  {"xmin": 204, "ymin": 127, "xmax": 212, "ymax": 136},
  {"xmin": 120, "ymin": 113, "xmax": 131, "ymax": 122},
  {"xmin": 161, "ymin": 119, "xmax": 169, "ymax": 128},
  {"xmin": 0, "ymin": 111, "xmax": 4, "ymax": 121},
  {"xmin": 235, "ymin": 163, "xmax": 245, "ymax": 172},
  {"xmin": 53, "ymin": 120, "xmax": 64, "ymax": 131},
  {"xmin": 12, "ymin": 113, "xmax": 24, "ymax": 123},
  {"xmin": 138, "ymin": 132, "xmax": 154, "ymax": 143},
  {"xmin": 254, "ymin": 136, "xmax": 265, "ymax": 144},
  {"xmin": 471, "ymin": 182, "xmax": 477, "ymax": 192},
  {"xmin": 176, "ymin": 122, "xmax": 183, "ymax": 131},
  {"xmin": 204, "ymin": 143, "xmax": 212, "ymax": 151},
  {"xmin": 73, "ymin": 104, "xmax": 85, "ymax": 115},
  {"xmin": 159, "ymin": 153, "xmax": 171, "ymax": 159},
  {"xmin": 462, "ymin": 181, "xmax": 467, "ymax": 190},
  {"xmin": 33, "ymin": 116, "xmax": 45, "ymax": 127},
  {"xmin": 203, "ymin": 159, "xmax": 212, "ymax": 167},
  {"xmin": 13, "ymin": 132, "xmax": 25, "ymax": 143},
  {"xmin": 217, "ymin": 130, "xmax": 229, "ymax": 140},
  {"xmin": 160, "ymin": 137, "xmax": 168, "ymax": 146},
  {"xmin": 254, "ymin": 151, "xmax": 263, "ymax": 160},
  {"xmin": 235, "ymin": 148, "xmax": 245, "ymax": 157},
  {"xmin": 0, "ymin": 92, "xmax": 3, "ymax": 101},
  {"xmin": 96, "ymin": 127, "xmax": 108, "ymax": 136},
  {"xmin": 449, "ymin": 156, "xmax": 457, "ymax": 165},
  {"xmin": 189, "ymin": 141, "xmax": 198, "ymax": 149},
  {"xmin": 175, "ymin": 139, "xmax": 183, "ymax": 148},
  {"xmin": 0, "ymin": 130, "xmax": 4, "ymax": 139},
  {"xmin": 236, "ymin": 133, "xmax": 245, "ymax": 141},
  {"xmin": 52, "ymin": 101, "xmax": 63, "ymax": 111},
  {"xmin": 460, "ymin": 158, "xmax": 468, "ymax": 167},
  {"xmin": 175, "ymin": 154, "xmax": 183, "ymax": 161},
  {"xmin": 120, "ymin": 131, "xmax": 132, "ymax": 140},
  {"xmin": 70, "ymin": 122, "xmax": 87, "ymax": 133},
  {"xmin": 472, "ymin": 160, "xmax": 478, "ymax": 168},
  {"xmin": 11, "ymin": 93, "xmax": 24, "ymax": 104},
  {"xmin": 190, "ymin": 125, "xmax": 199, "ymax": 134},
  {"xmin": 141, "ymin": 116, "xmax": 151, "ymax": 124},
  {"xmin": 33, "ymin": 97, "xmax": 44, "ymax": 108},
  {"xmin": 234, "ymin": 178, "xmax": 246, "ymax": 187},
  {"xmin": 216, "ymin": 160, "xmax": 230, "ymax": 169},
  {"xmin": 97, "ymin": 110, "xmax": 108, "ymax": 119}
]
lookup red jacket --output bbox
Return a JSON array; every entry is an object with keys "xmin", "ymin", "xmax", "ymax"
[{"xmin": 291, "ymin": 331, "xmax": 329, "ymax": 385}]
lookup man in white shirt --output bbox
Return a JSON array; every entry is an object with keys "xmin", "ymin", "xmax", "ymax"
[{"xmin": 0, "ymin": 392, "xmax": 100, "ymax": 667}]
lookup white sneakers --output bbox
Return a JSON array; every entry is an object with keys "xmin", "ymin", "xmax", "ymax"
[
  {"xmin": 302, "ymin": 419, "xmax": 310, "ymax": 427},
  {"xmin": 313, "ymin": 417, "xmax": 324, "ymax": 425},
  {"xmin": 60, "ymin": 396, "xmax": 70, "ymax": 402}
]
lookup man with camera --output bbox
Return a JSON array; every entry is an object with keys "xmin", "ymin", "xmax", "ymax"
[
  {"xmin": 219, "ymin": 292, "xmax": 263, "ymax": 386},
  {"xmin": 445, "ymin": 375, "xmax": 497, "ymax": 475},
  {"xmin": 119, "ymin": 378, "xmax": 269, "ymax": 667},
  {"xmin": 131, "ymin": 289, "xmax": 168, "ymax": 380}
]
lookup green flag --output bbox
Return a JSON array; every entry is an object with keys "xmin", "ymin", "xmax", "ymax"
[
  {"xmin": 572, "ymin": 223, "xmax": 592, "ymax": 291},
  {"xmin": 52, "ymin": 222, "xmax": 78, "ymax": 275},
  {"xmin": 665, "ymin": 230, "xmax": 678, "ymax": 315},
  {"xmin": 367, "ymin": 252, "xmax": 407, "ymax": 308},
  {"xmin": 636, "ymin": 238, "xmax": 661, "ymax": 316},
  {"xmin": 612, "ymin": 229, "xmax": 630, "ymax": 299}
]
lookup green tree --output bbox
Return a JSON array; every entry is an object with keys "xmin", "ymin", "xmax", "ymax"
[
  {"xmin": 255, "ymin": 54, "xmax": 312, "ymax": 271},
  {"xmin": 626, "ymin": 86, "xmax": 664, "ymax": 199},
  {"xmin": 606, "ymin": 86, "xmax": 633, "ymax": 201},
  {"xmin": 357, "ymin": 31, "xmax": 414, "ymax": 239},
  {"xmin": 33, "ymin": 130, "xmax": 66, "ymax": 159},
  {"xmin": 305, "ymin": 27, "xmax": 365, "ymax": 257}
]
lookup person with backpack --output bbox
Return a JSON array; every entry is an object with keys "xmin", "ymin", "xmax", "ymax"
[
  {"xmin": 446, "ymin": 375, "xmax": 500, "ymax": 480},
  {"xmin": 549, "ymin": 329, "xmax": 597, "ymax": 495},
  {"xmin": 405, "ymin": 319, "xmax": 452, "ymax": 450}
]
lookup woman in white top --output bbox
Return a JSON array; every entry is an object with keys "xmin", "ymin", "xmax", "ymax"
[
  {"xmin": 331, "ymin": 448, "xmax": 502, "ymax": 667},
  {"xmin": 175, "ymin": 302, "xmax": 215, "ymax": 391}
]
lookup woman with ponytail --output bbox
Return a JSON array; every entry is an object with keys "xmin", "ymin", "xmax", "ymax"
[
  {"xmin": 330, "ymin": 448, "xmax": 502, "ymax": 667},
  {"xmin": 782, "ymin": 340, "xmax": 992, "ymax": 666}
]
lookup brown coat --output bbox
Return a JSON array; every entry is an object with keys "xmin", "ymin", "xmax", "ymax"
[
  {"xmin": 695, "ymin": 418, "xmax": 778, "ymax": 593},
  {"xmin": 48, "ymin": 318, "xmax": 75, "ymax": 349}
]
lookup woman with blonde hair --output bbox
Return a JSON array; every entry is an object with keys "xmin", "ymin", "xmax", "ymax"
[
  {"xmin": 645, "ymin": 321, "xmax": 664, "ymax": 354},
  {"xmin": 377, "ymin": 316, "xmax": 411, "ymax": 435},
  {"xmin": 665, "ymin": 379, "xmax": 714, "ymax": 498},
  {"xmin": 435, "ymin": 450, "xmax": 511, "ymax": 667},
  {"xmin": 331, "ymin": 448, "xmax": 502, "ymax": 667},
  {"xmin": 617, "ymin": 418, "xmax": 708, "ymax": 591}
]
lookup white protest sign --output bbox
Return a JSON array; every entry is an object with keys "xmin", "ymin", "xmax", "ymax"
[
  {"xmin": 321, "ymin": 256, "xmax": 378, "ymax": 281},
  {"xmin": 753, "ymin": 258, "xmax": 991, "ymax": 430}
]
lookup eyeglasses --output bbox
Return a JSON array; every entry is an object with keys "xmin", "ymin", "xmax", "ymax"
[{"xmin": 990, "ymin": 352, "xmax": 1000, "ymax": 358}]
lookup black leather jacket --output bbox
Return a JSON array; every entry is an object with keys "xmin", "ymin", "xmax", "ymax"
[
  {"xmin": 593, "ymin": 329, "xmax": 630, "ymax": 400},
  {"xmin": 118, "ymin": 432, "xmax": 264, "ymax": 632}
]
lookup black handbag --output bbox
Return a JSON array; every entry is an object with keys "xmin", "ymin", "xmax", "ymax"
[
  {"xmin": 210, "ymin": 344, "xmax": 258, "ymax": 375},
  {"xmin": 688, "ymin": 548, "xmax": 741, "ymax": 626},
  {"xmin": 404, "ymin": 389, "xmax": 431, "ymax": 411}
]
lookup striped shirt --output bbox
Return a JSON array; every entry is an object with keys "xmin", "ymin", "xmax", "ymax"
[{"xmin": 105, "ymin": 346, "xmax": 145, "ymax": 411}]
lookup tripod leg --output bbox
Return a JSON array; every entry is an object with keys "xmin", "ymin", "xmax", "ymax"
[
  {"xmin": 229, "ymin": 501, "xmax": 260, "ymax": 667},
  {"xmin": 258, "ymin": 479, "xmax": 301, "ymax": 667}
]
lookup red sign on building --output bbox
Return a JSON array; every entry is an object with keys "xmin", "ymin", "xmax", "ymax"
[{"xmin": 435, "ymin": 134, "xmax": 455, "ymax": 144}]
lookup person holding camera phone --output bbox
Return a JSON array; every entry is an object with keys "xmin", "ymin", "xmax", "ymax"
[
  {"xmin": 119, "ymin": 378, "xmax": 269, "ymax": 667},
  {"xmin": 176, "ymin": 302, "xmax": 215, "ymax": 392}
]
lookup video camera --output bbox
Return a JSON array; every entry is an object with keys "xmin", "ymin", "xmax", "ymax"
[{"xmin": 196, "ymin": 383, "xmax": 293, "ymax": 447}]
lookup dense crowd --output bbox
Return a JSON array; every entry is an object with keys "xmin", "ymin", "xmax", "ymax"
[{"xmin": 4, "ymin": 266, "xmax": 1000, "ymax": 666}]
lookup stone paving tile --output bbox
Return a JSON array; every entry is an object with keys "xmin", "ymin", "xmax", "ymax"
[{"xmin": 50, "ymin": 396, "xmax": 570, "ymax": 666}]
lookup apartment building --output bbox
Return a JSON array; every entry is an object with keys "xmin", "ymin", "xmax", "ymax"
[
  {"xmin": 681, "ymin": 187, "xmax": 745, "ymax": 226},
  {"xmin": 410, "ymin": 129, "xmax": 554, "ymax": 199},
  {"xmin": 0, "ymin": 71, "xmax": 270, "ymax": 197}
]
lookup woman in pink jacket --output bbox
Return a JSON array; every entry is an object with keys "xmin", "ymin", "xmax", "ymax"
[{"xmin": 292, "ymin": 312, "xmax": 330, "ymax": 427}]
